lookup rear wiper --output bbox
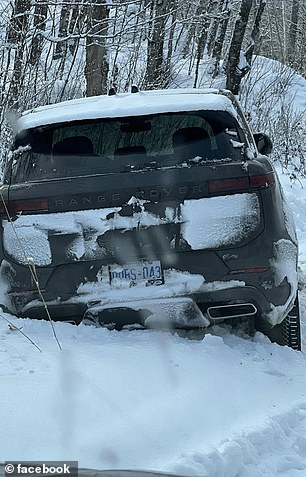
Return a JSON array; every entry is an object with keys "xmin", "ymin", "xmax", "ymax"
[{"xmin": 9, "ymin": 144, "xmax": 32, "ymax": 160}]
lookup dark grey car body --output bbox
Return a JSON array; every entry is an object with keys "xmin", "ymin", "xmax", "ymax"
[{"xmin": 0, "ymin": 88, "xmax": 300, "ymax": 349}]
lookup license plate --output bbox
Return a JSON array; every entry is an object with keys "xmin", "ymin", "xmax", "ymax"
[{"xmin": 109, "ymin": 261, "xmax": 164, "ymax": 287}]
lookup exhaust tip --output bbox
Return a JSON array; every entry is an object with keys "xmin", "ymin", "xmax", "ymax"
[{"xmin": 207, "ymin": 303, "xmax": 257, "ymax": 320}]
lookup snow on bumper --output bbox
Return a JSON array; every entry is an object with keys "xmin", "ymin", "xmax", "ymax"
[
  {"xmin": 75, "ymin": 268, "xmax": 246, "ymax": 305},
  {"xmin": 84, "ymin": 297, "xmax": 210, "ymax": 329},
  {"xmin": 74, "ymin": 269, "xmax": 247, "ymax": 328}
]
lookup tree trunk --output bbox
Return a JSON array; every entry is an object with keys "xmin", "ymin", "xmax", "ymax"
[
  {"xmin": 193, "ymin": 0, "xmax": 215, "ymax": 88},
  {"xmin": 182, "ymin": 0, "xmax": 203, "ymax": 59},
  {"xmin": 7, "ymin": 0, "xmax": 31, "ymax": 107},
  {"xmin": 53, "ymin": 1, "xmax": 71, "ymax": 60},
  {"xmin": 68, "ymin": 1, "xmax": 84, "ymax": 55},
  {"xmin": 7, "ymin": 0, "xmax": 31, "ymax": 44},
  {"xmin": 245, "ymin": 0, "xmax": 266, "ymax": 65},
  {"xmin": 29, "ymin": 1, "xmax": 48, "ymax": 66},
  {"xmin": 85, "ymin": 0, "xmax": 110, "ymax": 97},
  {"xmin": 165, "ymin": 0, "xmax": 178, "ymax": 75},
  {"xmin": 206, "ymin": 0, "xmax": 221, "ymax": 56},
  {"xmin": 211, "ymin": 0, "xmax": 230, "ymax": 76},
  {"xmin": 144, "ymin": 0, "xmax": 170, "ymax": 89},
  {"xmin": 287, "ymin": 0, "xmax": 299, "ymax": 66},
  {"xmin": 225, "ymin": 0, "xmax": 252, "ymax": 95}
]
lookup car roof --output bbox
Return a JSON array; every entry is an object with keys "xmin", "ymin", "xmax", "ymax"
[{"xmin": 16, "ymin": 88, "xmax": 238, "ymax": 134}]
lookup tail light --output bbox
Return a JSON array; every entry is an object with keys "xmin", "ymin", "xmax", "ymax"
[
  {"xmin": 0, "ymin": 199, "xmax": 49, "ymax": 215},
  {"xmin": 249, "ymin": 174, "xmax": 275, "ymax": 188},
  {"xmin": 209, "ymin": 173, "xmax": 275, "ymax": 194},
  {"xmin": 209, "ymin": 177, "xmax": 249, "ymax": 194},
  {"xmin": 229, "ymin": 267, "xmax": 270, "ymax": 275}
]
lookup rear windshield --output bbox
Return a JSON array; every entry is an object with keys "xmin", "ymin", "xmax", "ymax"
[{"xmin": 8, "ymin": 110, "xmax": 246, "ymax": 184}]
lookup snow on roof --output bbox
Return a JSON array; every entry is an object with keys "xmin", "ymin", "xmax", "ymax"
[{"xmin": 17, "ymin": 88, "xmax": 237, "ymax": 133}]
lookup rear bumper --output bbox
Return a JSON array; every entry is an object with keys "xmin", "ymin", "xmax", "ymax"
[
  {"xmin": 2, "ymin": 237, "xmax": 296, "ymax": 327},
  {"xmin": 17, "ymin": 280, "xmax": 293, "ymax": 328}
]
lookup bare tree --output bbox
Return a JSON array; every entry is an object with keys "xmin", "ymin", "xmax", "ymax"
[
  {"xmin": 7, "ymin": 0, "xmax": 31, "ymax": 107},
  {"xmin": 193, "ymin": 0, "xmax": 216, "ymax": 87},
  {"xmin": 85, "ymin": 0, "xmax": 110, "ymax": 96},
  {"xmin": 206, "ymin": 0, "xmax": 222, "ymax": 56},
  {"xmin": 29, "ymin": 1, "xmax": 48, "ymax": 67},
  {"xmin": 245, "ymin": 0, "xmax": 266, "ymax": 65},
  {"xmin": 287, "ymin": 0, "xmax": 299, "ymax": 66},
  {"xmin": 225, "ymin": 0, "xmax": 252, "ymax": 95},
  {"xmin": 211, "ymin": 0, "xmax": 231, "ymax": 76},
  {"xmin": 53, "ymin": 1, "xmax": 71, "ymax": 61},
  {"xmin": 144, "ymin": 0, "xmax": 170, "ymax": 89},
  {"xmin": 259, "ymin": 0, "xmax": 306, "ymax": 76}
]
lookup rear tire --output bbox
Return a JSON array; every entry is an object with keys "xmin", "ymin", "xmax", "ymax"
[
  {"xmin": 256, "ymin": 294, "xmax": 302, "ymax": 351},
  {"xmin": 279, "ymin": 296, "xmax": 302, "ymax": 351}
]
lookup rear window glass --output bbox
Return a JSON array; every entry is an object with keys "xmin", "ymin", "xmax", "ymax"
[{"xmin": 9, "ymin": 110, "xmax": 245, "ymax": 184}]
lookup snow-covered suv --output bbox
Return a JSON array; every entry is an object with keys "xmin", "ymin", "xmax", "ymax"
[{"xmin": 0, "ymin": 88, "xmax": 301, "ymax": 350}]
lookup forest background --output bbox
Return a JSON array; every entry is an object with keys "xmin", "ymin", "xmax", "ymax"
[{"xmin": 0, "ymin": 0, "xmax": 305, "ymax": 173}]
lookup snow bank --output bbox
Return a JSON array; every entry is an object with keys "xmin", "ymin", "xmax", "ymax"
[
  {"xmin": 241, "ymin": 56, "xmax": 306, "ymax": 115},
  {"xmin": 1, "ymin": 313, "xmax": 306, "ymax": 476},
  {"xmin": 172, "ymin": 401, "xmax": 306, "ymax": 477}
]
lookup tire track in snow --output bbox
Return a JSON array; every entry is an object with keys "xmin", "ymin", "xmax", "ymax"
[{"xmin": 171, "ymin": 402, "xmax": 306, "ymax": 477}]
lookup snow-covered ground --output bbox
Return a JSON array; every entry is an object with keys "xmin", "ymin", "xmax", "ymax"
[
  {"xmin": 1, "ymin": 61, "xmax": 306, "ymax": 475},
  {"xmin": 1, "ymin": 308, "xmax": 306, "ymax": 477}
]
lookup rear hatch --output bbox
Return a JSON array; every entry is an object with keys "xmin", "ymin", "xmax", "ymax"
[{"xmin": 0, "ymin": 110, "xmax": 270, "ymax": 289}]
